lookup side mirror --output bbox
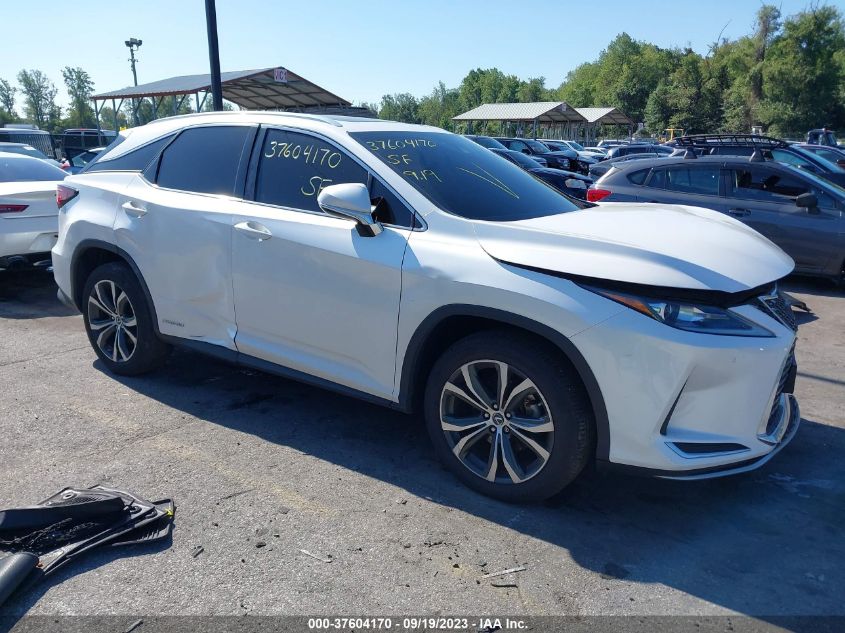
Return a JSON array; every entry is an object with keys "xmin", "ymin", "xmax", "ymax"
[
  {"xmin": 795, "ymin": 192, "xmax": 819, "ymax": 214},
  {"xmin": 521, "ymin": 149, "xmax": 531, "ymax": 155},
  {"xmin": 317, "ymin": 183, "xmax": 383, "ymax": 237}
]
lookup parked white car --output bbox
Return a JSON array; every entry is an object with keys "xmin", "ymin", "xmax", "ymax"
[
  {"xmin": 53, "ymin": 112, "xmax": 800, "ymax": 501},
  {"xmin": 0, "ymin": 152, "xmax": 66, "ymax": 270}
]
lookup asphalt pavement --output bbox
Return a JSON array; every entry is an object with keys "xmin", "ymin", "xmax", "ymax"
[{"xmin": 0, "ymin": 270, "xmax": 842, "ymax": 621}]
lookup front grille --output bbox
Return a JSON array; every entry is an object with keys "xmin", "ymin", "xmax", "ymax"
[{"xmin": 758, "ymin": 293, "xmax": 797, "ymax": 330}]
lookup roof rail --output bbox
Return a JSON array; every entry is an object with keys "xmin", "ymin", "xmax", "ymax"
[{"xmin": 673, "ymin": 133, "xmax": 788, "ymax": 149}]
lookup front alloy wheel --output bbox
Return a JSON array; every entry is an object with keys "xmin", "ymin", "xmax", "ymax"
[
  {"xmin": 425, "ymin": 331, "xmax": 594, "ymax": 502},
  {"xmin": 87, "ymin": 280, "xmax": 138, "ymax": 363},
  {"xmin": 441, "ymin": 360, "xmax": 554, "ymax": 484}
]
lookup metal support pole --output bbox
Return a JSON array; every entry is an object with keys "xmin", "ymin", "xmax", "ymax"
[
  {"xmin": 112, "ymin": 99, "xmax": 118, "ymax": 132},
  {"xmin": 94, "ymin": 101, "xmax": 101, "ymax": 133},
  {"xmin": 205, "ymin": 0, "xmax": 224, "ymax": 111}
]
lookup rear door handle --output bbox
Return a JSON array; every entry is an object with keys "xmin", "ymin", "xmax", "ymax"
[
  {"xmin": 234, "ymin": 221, "xmax": 272, "ymax": 241},
  {"xmin": 121, "ymin": 201, "xmax": 147, "ymax": 218},
  {"xmin": 728, "ymin": 208, "xmax": 751, "ymax": 217}
]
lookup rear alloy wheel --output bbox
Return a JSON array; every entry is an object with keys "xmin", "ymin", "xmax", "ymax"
[
  {"xmin": 87, "ymin": 279, "xmax": 138, "ymax": 363},
  {"xmin": 424, "ymin": 331, "xmax": 594, "ymax": 502},
  {"xmin": 82, "ymin": 262, "xmax": 170, "ymax": 375}
]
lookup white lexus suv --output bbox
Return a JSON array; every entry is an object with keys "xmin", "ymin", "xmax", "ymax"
[{"xmin": 53, "ymin": 112, "xmax": 800, "ymax": 501}]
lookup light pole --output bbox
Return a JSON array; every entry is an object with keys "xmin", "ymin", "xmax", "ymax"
[
  {"xmin": 125, "ymin": 37, "xmax": 142, "ymax": 125},
  {"xmin": 205, "ymin": 0, "xmax": 223, "ymax": 111}
]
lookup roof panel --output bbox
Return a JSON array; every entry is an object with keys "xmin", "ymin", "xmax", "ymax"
[
  {"xmin": 453, "ymin": 102, "xmax": 586, "ymax": 123},
  {"xmin": 574, "ymin": 107, "xmax": 634, "ymax": 125}
]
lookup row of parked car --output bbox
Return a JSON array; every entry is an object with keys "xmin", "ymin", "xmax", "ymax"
[{"xmin": 462, "ymin": 132, "xmax": 844, "ymax": 285}]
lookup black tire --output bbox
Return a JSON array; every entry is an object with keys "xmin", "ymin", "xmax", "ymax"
[
  {"xmin": 82, "ymin": 262, "xmax": 170, "ymax": 376},
  {"xmin": 424, "ymin": 330, "xmax": 594, "ymax": 503}
]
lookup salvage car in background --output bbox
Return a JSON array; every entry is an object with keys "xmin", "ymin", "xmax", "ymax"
[
  {"xmin": 0, "ymin": 152, "xmax": 66, "ymax": 270},
  {"xmin": 796, "ymin": 143, "xmax": 845, "ymax": 168},
  {"xmin": 496, "ymin": 137, "xmax": 591, "ymax": 174},
  {"xmin": 0, "ymin": 142, "xmax": 64, "ymax": 168},
  {"xmin": 54, "ymin": 112, "xmax": 800, "ymax": 501},
  {"xmin": 669, "ymin": 134, "xmax": 845, "ymax": 187},
  {"xmin": 589, "ymin": 154, "xmax": 845, "ymax": 283},
  {"xmin": 489, "ymin": 147, "xmax": 592, "ymax": 198}
]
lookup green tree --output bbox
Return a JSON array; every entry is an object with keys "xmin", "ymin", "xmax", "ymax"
[
  {"xmin": 378, "ymin": 93, "xmax": 420, "ymax": 123},
  {"xmin": 61, "ymin": 67, "xmax": 96, "ymax": 128},
  {"xmin": 417, "ymin": 81, "xmax": 460, "ymax": 130},
  {"xmin": 17, "ymin": 69, "xmax": 60, "ymax": 131},
  {"xmin": 0, "ymin": 78, "xmax": 17, "ymax": 121},
  {"xmin": 760, "ymin": 4, "xmax": 845, "ymax": 134},
  {"xmin": 96, "ymin": 105, "xmax": 128, "ymax": 131}
]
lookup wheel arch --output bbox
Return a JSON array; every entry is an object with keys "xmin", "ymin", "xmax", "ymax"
[
  {"xmin": 70, "ymin": 239, "xmax": 160, "ymax": 334},
  {"xmin": 397, "ymin": 305, "xmax": 610, "ymax": 461}
]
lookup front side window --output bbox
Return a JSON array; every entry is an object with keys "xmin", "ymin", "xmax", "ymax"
[
  {"xmin": 730, "ymin": 168, "xmax": 810, "ymax": 201},
  {"xmin": 506, "ymin": 140, "xmax": 529, "ymax": 153},
  {"xmin": 254, "ymin": 129, "xmax": 367, "ymax": 213},
  {"xmin": 350, "ymin": 131, "xmax": 583, "ymax": 221},
  {"xmin": 156, "ymin": 126, "xmax": 251, "ymax": 196}
]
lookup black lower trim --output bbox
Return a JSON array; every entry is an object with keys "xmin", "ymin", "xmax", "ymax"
[
  {"xmin": 596, "ymin": 454, "xmax": 769, "ymax": 478},
  {"xmin": 159, "ymin": 336, "xmax": 399, "ymax": 411},
  {"xmin": 399, "ymin": 304, "xmax": 611, "ymax": 461}
]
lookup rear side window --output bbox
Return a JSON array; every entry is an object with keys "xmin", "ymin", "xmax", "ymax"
[
  {"xmin": 627, "ymin": 169, "xmax": 649, "ymax": 185},
  {"xmin": 86, "ymin": 135, "xmax": 169, "ymax": 173},
  {"xmin": 254, "ymin": 129, "xmax": 368, "ymax": 213},
  {"xmin": 156, "ymin": 126, "xmax": 251, "ymax": 196},
  {"xmin": 650, "ymin": 166, "xmax": 720, "ymax": 195}
]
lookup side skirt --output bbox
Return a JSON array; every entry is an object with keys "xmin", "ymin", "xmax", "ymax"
[{"xmin": 158, "ymin": 336, "xmax": 403, "ymax": 413}]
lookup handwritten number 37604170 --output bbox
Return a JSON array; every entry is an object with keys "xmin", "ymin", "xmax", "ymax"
[{"xmin": 264, "ymin": 141, "xmax": 342, "ymax": 169}]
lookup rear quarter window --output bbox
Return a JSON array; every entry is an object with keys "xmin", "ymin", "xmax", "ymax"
[
  {"xmin": 86, "ymin": 134, "xmax": 170, "ymax": 173},
  {"xmin": 627, "ymin": 169, "xmax": 650, "ymax": 185}
]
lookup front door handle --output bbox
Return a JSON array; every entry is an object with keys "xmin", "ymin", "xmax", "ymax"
[
  {"xmin": 728, "ymin": 208, "xmax": 751, "ymax": 217},
  {"xmin": 234, "ymin": 221, "xmax": 272, "ymax": 241},
  {"xmin": 121, "ymin": 201, "xmax": 147, "ymax": 218}
]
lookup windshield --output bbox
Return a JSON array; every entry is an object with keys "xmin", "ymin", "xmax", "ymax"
[
  {"xmin": 526, "ymin": 140, "xmax": 551, "ymax": 154},
  {"xmin": 0, "ymin": 155, "xmax": 66, "ymax": 182},
  {"xmin": 790, "ymin": 147, "xmax": 845, "ymax": 173},
  {"xmin": 350, "ymin": 132, "xmax": 581, "ymax": 221},
  {"xmin": 469, "ymin": 136, "xmax": 507, "ymax": 150},
  {"xmin": 784, "ymin": 164, "xmax": 845, "ymax": 196},
  {"xmin": 568, "ymin": 141, "xmax": 585, "ymax": 151},
  {"xmin": 0, "ymin": 145, "xmax": 48, "ymax": 160}
]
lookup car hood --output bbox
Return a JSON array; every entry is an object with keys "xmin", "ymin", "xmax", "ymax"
[
  {"xmin": 542, "ymin": 149, "xmax": 577, "ymax": 159},
  {"xmin": 472, "ymin": 202, "xmax": 794, "ymax": 292}
]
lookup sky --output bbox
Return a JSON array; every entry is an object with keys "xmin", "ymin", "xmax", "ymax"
[{"xmin": 2, "ymin": 0, "xmax": 842, "ymax": 111}]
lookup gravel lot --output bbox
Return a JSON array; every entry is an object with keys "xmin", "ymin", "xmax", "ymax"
[{"xmin": 0, "ymin": 270, "xmax": 843, "ymax": 619}]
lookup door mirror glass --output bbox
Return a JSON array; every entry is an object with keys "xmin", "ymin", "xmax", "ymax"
[
  {"xmin": 317, "ymin": 183, "xmax": 383, "ymax": 236},
  {"xmin": 795, "ymin": 192, "xmax": 819, "ymax": 213}
]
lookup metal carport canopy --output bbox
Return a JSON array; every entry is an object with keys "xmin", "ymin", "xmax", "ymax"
[
  {"xmin": 91, "ymin": 67, "xmax": 351, "ymax": 110},
  {"xmin": 574, "ymin": 107, "xmax": 634, "ymax": 126},
  {"xmin": 452, "ymin": 102, "xmax": 586, "ymax": 124}
]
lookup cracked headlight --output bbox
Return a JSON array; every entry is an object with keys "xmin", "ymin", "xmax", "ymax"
[{"xmin": 588, "ymin": 288, "xmax": 774, "ymax": 337}]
